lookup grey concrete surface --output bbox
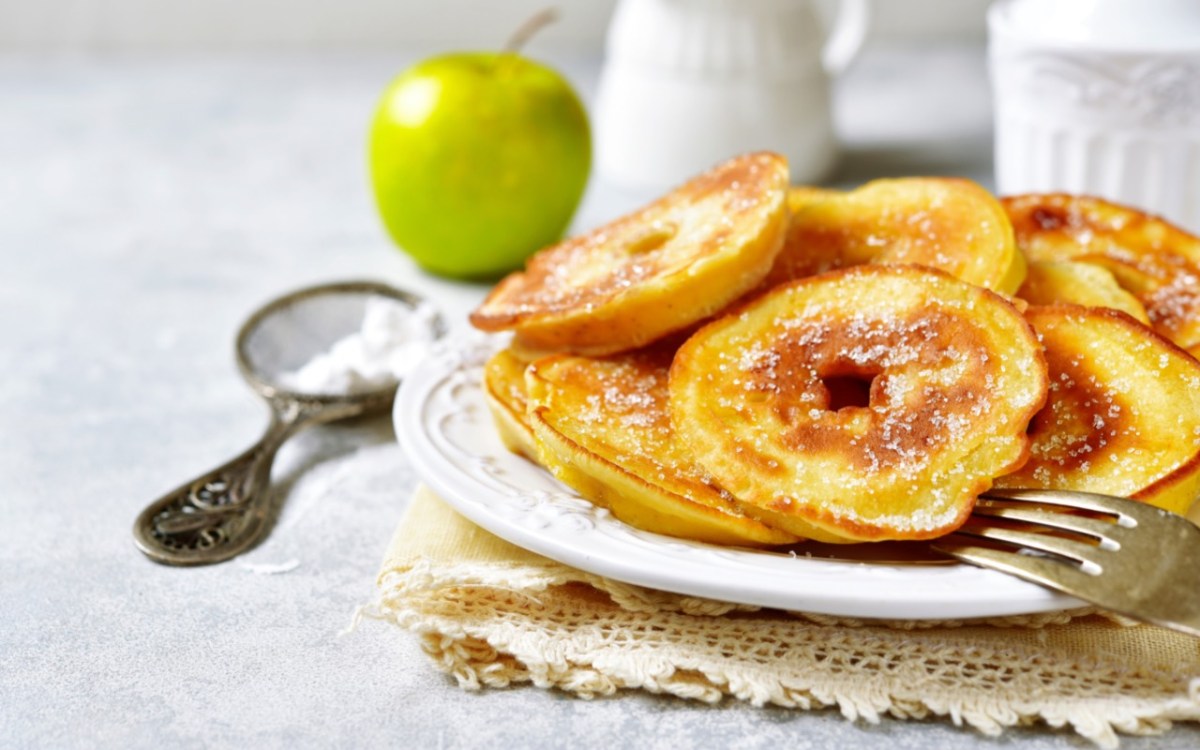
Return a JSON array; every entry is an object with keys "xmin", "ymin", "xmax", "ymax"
[{"xmin": 3, "ymin": 47, "xmax": 1199, "ymax": 749}]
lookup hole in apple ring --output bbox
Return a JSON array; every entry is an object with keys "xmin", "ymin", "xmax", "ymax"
[
  {"xmin": 622, "ymin": 222, "xmax": 677, "ymax": 255},
  {"xmin": 821, "ymin": 371, "xmax": 877, "ymax": 411}
]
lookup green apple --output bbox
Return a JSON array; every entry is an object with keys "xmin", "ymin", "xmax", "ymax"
[{"xmin": 369, "ymin": 47, "xmax": 591, "ymax": 279}]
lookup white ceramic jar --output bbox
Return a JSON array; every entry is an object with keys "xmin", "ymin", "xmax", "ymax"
[
  {"xmin": 989, "ymin": 0, "xmax": 1200, "ymax": 232},
  {"xmin": 593, "ymin": 0, "xmax": 868, "ymax": 191}
]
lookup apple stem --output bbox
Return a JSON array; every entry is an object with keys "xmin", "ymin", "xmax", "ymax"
[{"xmin": 504, "ymin": 8, "xmax": 559, "ymax": 54}]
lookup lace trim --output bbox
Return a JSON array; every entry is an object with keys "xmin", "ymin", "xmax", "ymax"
[{"xmin": 368, "ymin": 557, "xmax": 1200, "ymax": 748}]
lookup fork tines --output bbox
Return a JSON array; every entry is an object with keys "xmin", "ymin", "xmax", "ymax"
[{"xmin": 932, "ymin": 488, "xmax": 1200, "ymax": 637}]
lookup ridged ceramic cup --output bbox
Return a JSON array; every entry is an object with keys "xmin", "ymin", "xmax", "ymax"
[
  {"xmin": 594, "ymin": 0, "xmax": 868, "ymax": 191},
  {"xmin": 989, "ymin": 0, "xmax": 1200, "ymax": 232}
]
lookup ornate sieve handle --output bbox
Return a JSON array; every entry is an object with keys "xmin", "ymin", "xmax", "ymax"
[{"xmin": 132, "ymin": 398, "xmax": 360, "ymax": 566}]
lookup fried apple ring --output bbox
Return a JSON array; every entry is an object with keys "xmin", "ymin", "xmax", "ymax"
[
  {"xmin": 482, "ymin": 347, "xmax": 539, "ymax": 460},
  {"xmin": 526, "ymin": 347, "xmax": 799, "ymax": 547},
  {"xmin": 669, "ymin": 265, "xmax": 1048, "ymax": 542},
  {"xmin": 994, "ymin": 305, "xmax": 1200, "ymax": 516},
  {"xmin": 1003, "ymin": 194, "xmax": 1200, "ymax": 358},
  {"xmin": 764, "ymin": 177, "xmax": 1026, "ymax": 294},
  {"xmin": 470, "ymin": 152, "xmax": 790, "ymax": 356},
  {"xmin": 1017, "ymin": 260, "xmax": 1150, "ymax": 324},
  {"xmin": 787, "ymin": 185, "xmax": 840, "ymax": 214}
]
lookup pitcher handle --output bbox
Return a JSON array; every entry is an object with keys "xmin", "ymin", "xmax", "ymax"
[{"xmin": 822, "ymin": 0, "xmax": 870, "ymax": 76}]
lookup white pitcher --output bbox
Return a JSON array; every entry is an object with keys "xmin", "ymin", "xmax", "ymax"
[{"xmin": 593, "ymin": 0, "xmax": 869, "ymax": 191}]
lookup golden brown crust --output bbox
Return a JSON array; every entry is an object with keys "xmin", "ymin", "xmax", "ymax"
[
  {"xmin": 482, "ymin": 348, "xmax": 539, "ymax": 460},
  {"xmin": 786, "ymin": 185, "xmax": 840, "ymax": 214},
  {"xmin": 765, "ymin": 177, "xmax": 1025, "ymax": 295},
  {"xmin": 1003, "ymin": 193, "xmax": 1200, "ymax": 358},
  {"xmin": 469, "ymin": 152, "xmax": 790, "ymax": 355},
  {"xmin": 669, "ymin": 265, "xmax": 1048, "ymax": 542},
  {"xmin": 1017, "ymin": 260, "xmax": 1150, "ymax": 323},
  {"xmin": 994, "ymin": 304, "xmax": 1200, "ymax": 515},
  {"xmin": 526, "ymin": 345, "xmax": 800, "ymax": 546}
]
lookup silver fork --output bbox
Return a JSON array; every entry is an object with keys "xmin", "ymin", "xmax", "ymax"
[{"xmin": 931, "ymin": 488, "xmax": 1200, "ymax": 637}]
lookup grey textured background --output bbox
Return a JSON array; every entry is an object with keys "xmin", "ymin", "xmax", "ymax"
[{"xmin": 4, "ymin": 47, "xmax": 1199, "ymax": 748}]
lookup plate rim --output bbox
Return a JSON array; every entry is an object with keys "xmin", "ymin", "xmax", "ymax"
[{"xmin": 395, "ymin": 334, "xmax": 1082, "ymax": 620}]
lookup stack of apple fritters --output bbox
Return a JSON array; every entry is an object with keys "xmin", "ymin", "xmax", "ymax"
[{"xmin": 469, "ymin": 152, "xmax": 1200, "ymax": 546}]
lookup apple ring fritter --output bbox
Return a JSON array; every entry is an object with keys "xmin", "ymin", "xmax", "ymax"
[
  {"xmin": 470, "ymin": 152, "xmax": 790, "ymax": 356},
  {"xmin": 1016, "ymin": 260, "xmax": 1150, "ymax": 324},
  {"xmin": 1003, "ymin": 194, "xmax": 1200, "ymax": 358},
  {"xmin": 482, "ymin": 347, "xmax": 539, "ymax": 460},
  {"xmin": 994, "ymin": 305, "xmax": 1200, "ymax": 516},
  {"xmin": 669, "ymin": 265, "xmax": 1048, "ymax": 543},
  {"xmin": 525, "ymin": 346, "xmax": 799, "ymax": 547},
  {"xmin": 764, "ymin": 177, "xmax": 1026, "ymax": 295}
]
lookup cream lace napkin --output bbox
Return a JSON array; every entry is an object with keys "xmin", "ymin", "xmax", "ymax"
[{"xmin": 370, "ymin": 485, "xmax": 1200, "ymax": 748}]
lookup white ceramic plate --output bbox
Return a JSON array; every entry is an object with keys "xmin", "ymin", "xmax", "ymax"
[{"xmin": 395, "ymin": 335, "xmax": 1082, "ymax": 620}]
